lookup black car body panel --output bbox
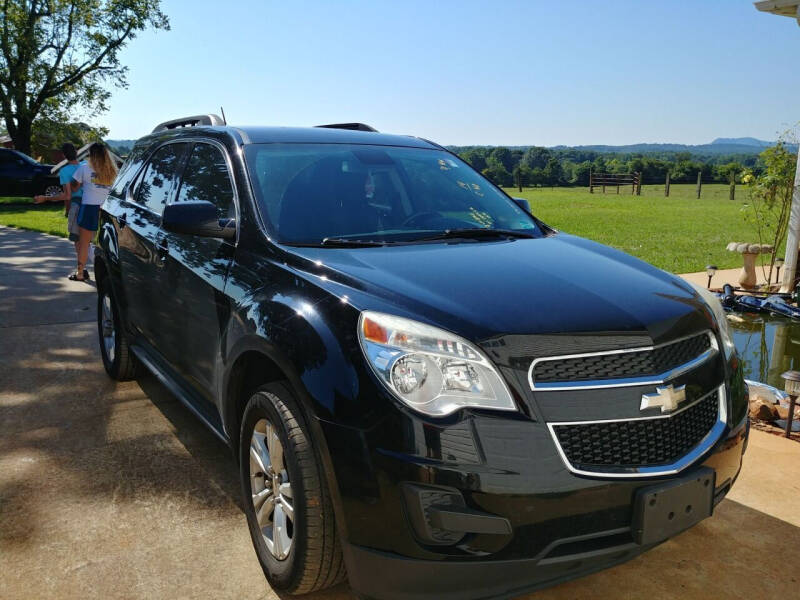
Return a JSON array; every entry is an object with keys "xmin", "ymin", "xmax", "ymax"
[
  {"xmin": 94, "ymin": 123, "xmax": 748, "ymax": 600},
  {"xmin": 0, "ymin": 148, "xmax": 58, "ymax": 196}
]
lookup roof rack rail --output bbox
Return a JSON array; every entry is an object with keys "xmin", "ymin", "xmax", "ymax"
[
  {"xmin": 152, "ymin": 114, "xmax": 225, "ymax": 134},
  {"xmin": 315, "ymin": 122, "xmax": 378, "ymax": 132}
]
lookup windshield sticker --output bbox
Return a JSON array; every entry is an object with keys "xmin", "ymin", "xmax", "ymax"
[{"xmin": 469, "ymin": 207, "xmax": 494, "ymax": 228}]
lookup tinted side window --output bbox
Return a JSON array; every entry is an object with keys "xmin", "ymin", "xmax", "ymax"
[
  {"xmin": 110, "ymin": 144, "xmax": 148, "ymax": 198},
  {"xmin": 174, "ymin": 143, "xmax": 235, "ymax": 218},
  {"xmin": 136, "ymin": 143, "xmax": 187, "ymax": 214}
]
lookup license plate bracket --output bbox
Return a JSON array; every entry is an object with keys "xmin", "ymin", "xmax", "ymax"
[{"xmin": 632, "ymin": 467, "xmax": 716, "ymax": 546}]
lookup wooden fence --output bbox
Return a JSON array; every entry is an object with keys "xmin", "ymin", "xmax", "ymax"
[{"xmin": 589, "ymin": 171, "xmax": 641, "ymax": 195}]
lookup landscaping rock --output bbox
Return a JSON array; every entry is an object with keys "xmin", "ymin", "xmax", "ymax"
[
  {"xmin": 749, "ymin": 398, "xmax": 779, "ymax": 421},
  {"xmin": 776, "ymin": 405, "xmax": 800, "ymax": 420}
]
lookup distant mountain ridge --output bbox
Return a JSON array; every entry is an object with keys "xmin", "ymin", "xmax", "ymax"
[
  {"xmin": 710, "ymin": 137, "xmax": 773, "ymax": 147},
  {"xmin": 548, "ymin": 138, "xmax": 796, "ymax": 156},
  {"xmin": 105, "ymin": 139, "xmax": 136, "ymax": 154}
]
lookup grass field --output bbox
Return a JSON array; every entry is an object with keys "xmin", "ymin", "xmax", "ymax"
[
  {"xmin": 0, "ymin": 201, "xmax": 68, "ymax": 238},
  {"xmin": 503, "ymin": 183, "xmax": 775, "ymax": 273},
  {"xmin": 0, "ymin": 184, "xmax": 774, "ymax": 274}
]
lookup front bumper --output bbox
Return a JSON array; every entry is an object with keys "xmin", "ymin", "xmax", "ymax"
[{"xmin": 321, "ymin": 410, "xmax": 748, "ymax": 600}]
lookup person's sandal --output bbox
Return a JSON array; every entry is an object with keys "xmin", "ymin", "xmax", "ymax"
[{"xmin": 68, "ymin": 266, "xmax": 89, "ymax": 282}]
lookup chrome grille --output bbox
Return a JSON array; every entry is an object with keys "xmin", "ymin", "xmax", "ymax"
[
  {"xmin": 551, "ymin": 391, "xmax": 719, "ymax": 469},
  {"xmin": 532, "ymin": 332, "xmax": 712, "ymax": 384}
]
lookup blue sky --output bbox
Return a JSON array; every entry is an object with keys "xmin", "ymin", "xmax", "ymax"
[{"xmin": 104, "ymin": 0, "xmax": 800, "ymax": 146}]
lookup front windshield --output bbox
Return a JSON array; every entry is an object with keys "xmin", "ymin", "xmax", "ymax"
[{"xmin": 244, "ymin": 143, "xmax": 542, "ymax": 245}]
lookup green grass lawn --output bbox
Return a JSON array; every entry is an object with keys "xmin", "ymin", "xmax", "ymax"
[
  {"xmin": 0, "ymin": 202, "xmax": 67, "ymax": 238},
  {"xmin": 0, "ymin": 196, "xmax": 33, "ymax": 204},
  {"xmin": 0, "ymin": 184, "xmax": 773, "ymax": 274},
  {"xmin": 503, "ymin": 183, "xmax": 774, "ymax": 274}
]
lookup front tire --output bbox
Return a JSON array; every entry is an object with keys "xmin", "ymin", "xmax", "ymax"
[
  {"xmin": 97, "ymin": 279, "xmax": 137, "ymax": 381},
  {"xmin": 239, "ymin": 382, "xmax": 345, "ymax": 594}
]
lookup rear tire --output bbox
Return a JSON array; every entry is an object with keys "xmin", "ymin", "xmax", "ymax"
[
  {"xmin": 97, "ymin": 278, "xmax": 138, "ymax": 381},
  {"xmin": 239, "ymin": 382, "xmax": 345, "ymax": 594},
  {"xmin": 43, "ymin": 183, "xmax": 62, "ymax": 197}
]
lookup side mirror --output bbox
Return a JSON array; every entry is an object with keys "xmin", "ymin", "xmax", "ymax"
[
  {"xmin": 513, "ymin": 197, "xmax": 531, "ymax": 213},
  {"xmin": 162, "ymin": 201, "xmax": 235, "ymax": 241}
]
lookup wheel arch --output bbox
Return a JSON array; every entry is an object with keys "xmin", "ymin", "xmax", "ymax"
[
  {"xmin": 94, "ymin": 253, "xmax": 109, "ymax": 285},
  {"xmin": 222, "ymin": 339, "xmax": 352, "ymax": 542}
]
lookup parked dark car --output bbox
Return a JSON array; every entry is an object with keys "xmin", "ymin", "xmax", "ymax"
[
  {"xmin": 94, "ymin": 115, "xmax": 748, "ymax": 600},
  {"xmin": 0, "ymin": 148, "xmax": 60, "ymax": 197}
]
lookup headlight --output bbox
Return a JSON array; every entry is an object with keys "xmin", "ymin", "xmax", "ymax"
[
  {"xmin": 358, "ymin": 311, "xmax": 517, "ymax": 417},
  {"xmin": 689, "ymin": 282, "xmax": 736, "ymax": 360}
]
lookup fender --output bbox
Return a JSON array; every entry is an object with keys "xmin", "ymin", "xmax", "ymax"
[
  {"xmin": 95, "ymin": 218, "xmax": 127, "ymax": 311},
  {"xmin": 220, "ymin": 284, "xmax": 368, "ymax": 545}
]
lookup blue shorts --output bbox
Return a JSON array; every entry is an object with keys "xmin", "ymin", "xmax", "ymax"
[{"xmin": 77, "ymin": 204, "xmax": 100, "ymax": 232}]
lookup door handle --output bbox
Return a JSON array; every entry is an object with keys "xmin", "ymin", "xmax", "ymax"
[{"xmin": 118, "ymin": 213, "xmax": 127, "ymax": 229}]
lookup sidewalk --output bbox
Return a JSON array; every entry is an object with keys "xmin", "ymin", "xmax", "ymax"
[
  {"xmin": 679, "ymin": 266, "xmax": 771, "ymax": 289},
  {"xmin": 2, "ymin": 225, "xmax": 800, "ymax": 600}
]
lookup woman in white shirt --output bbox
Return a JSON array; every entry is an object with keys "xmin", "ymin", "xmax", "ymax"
[{"xmin": 70, "ymin": 143, "xmax": 117, "ymax": 281}]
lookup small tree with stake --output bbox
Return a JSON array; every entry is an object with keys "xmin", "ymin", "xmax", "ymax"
[
  {"xmin": 742, "ymin": 140, "xmax": 798, "ymax": 286},
  {"xmin": 0, "ymin": 0, "xmax": 170, "ymax": 156}
]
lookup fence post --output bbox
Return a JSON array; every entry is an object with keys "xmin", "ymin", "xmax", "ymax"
[
  {"xmin": 696, "ymin": 171, "xmax": 702, "ymax": 199},
  {"xmin": 589, "ymin": 169, "xmax": 593, "ymax": 193},
  {"xmin": 729, "ymin": 175, "xmax": 735, "ymax": 200},
  {"xmin": 665, "ymin": 172, "xmax": 670, "ymax": 197},
  {"xmin": 636, "ymin": 172, "xmax": 642, "ymax": 196}
]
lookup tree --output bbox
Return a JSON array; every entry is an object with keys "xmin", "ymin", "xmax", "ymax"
[
  {"xmin": 512, "ymin": 163, "xmax": 531, "ymax": 190},
  {"xmin": 460, "ymin": 149, "xmax": 487, "ymax": 172},
  {"xmin": 743, "ymin": 142, "xmax": 797, "ymax": 284},
  {"xmin": 0, "ymin": 0, "xmax": 169, "ymax": 155},
  {"xmin": 521, "ymin": 146, "xmax": 551, "ymax": 170},
  {"xmin": 717, "ymin": 161, "xmax": 743, "ymax": 184},
  {"xmin": 489, "ymin": 147, "xmax": 515, "ymax": 172},
  {"xmin": 543, "ymin": 157, "xmax": 564, "ymax": 186},
  {"xmin": 571, "ymin": 161, "xmax": 592, "ymax": 186},
  {"xmin": 30, "ymin": 118, "xmax": 107, "ymax": 160},
  {"xmin": 482, "ymin": 164, "xmax": 512, "ymax": 187}
]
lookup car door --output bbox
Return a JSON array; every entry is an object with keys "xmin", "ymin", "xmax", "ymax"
[
  {"xmin": 157, "ymin": 141, "xmax": 238, "ymax": 403},
  {"xmin": 0, "ymin": 151, "xmax": 13, "ymax": 195},
  {"xmin": 117, "ymin": 142, "xmax": 189, "ymax": 349},
  {"xmin": 0, "ymin": 150, "xmax": 27, "ymax": 195}
]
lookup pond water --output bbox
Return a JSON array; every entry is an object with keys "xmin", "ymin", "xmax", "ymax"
[{"xmin": 728, "ymin": 313, "xmax": 800, "ymax": 388}]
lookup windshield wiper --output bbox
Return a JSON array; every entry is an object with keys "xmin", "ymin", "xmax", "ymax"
[
  {"xmin": 415, "ymin": 228, "xmax": 536, "ymax": 242},
  {"xmin": 319, "ymin": 237, "xmax": 387, "ymax": 247}
]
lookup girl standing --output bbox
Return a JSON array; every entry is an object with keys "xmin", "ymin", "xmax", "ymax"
[{"xmin": 70, "ymin": 143, "xmax": 117, "ymax": 281}]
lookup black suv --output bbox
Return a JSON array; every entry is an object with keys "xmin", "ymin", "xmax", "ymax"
[
  {"xmin": 0, "ymin": 148, "xmax": 60, "ymax": 196},
  {"xmin": 95, "ymin": 115, "xmax": 748, "ymax": 600}
]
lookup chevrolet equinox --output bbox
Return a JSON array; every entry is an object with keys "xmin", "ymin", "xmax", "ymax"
[{"xmin": 94, "ymin": 115, "xmax": 748, "ymax": 600}]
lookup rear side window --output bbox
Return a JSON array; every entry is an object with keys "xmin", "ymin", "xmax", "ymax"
[
  {"xmin": 136, "ymin": 143, "xmax": 187, "ymax": 215},
  {"xmin": 174, "ymin": 143, "xmax": 235, "ymax": 219},
  {"xmin": 110, "ymin": 144, "xmax": 148, "ymax": 198}
]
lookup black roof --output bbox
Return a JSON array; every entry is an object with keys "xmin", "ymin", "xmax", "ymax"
[
  {"xmin": 135, "ymin": 123, "xmax": 440, "ymax": 152},
  {"xmin": 231, "ymin": 126, "xmax": 437, "ymax": 148}
]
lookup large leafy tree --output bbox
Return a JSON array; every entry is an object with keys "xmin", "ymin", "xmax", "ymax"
[{"xmin": 0, "ymin": 0, "xmax": 169, "ymax": 156}]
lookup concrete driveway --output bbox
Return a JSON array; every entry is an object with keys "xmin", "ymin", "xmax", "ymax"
[{"xmin": 1, "ymin": 225, "xmax": 799, "ymax": 600}]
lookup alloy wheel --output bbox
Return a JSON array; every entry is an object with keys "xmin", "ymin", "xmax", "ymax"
[{"xmin": 249, "ymin": 418, "xmax": 294, "ymax": 560}]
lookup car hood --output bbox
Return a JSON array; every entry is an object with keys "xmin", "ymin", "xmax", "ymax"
[{"xmin": 286, "ymin": 233, "xmax": 711, "ymax": 343}]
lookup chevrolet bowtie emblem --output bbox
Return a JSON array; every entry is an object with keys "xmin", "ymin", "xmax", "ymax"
[{"xmin": 640, "ymin": 384, "xmax": 687, "ymax": 413}]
